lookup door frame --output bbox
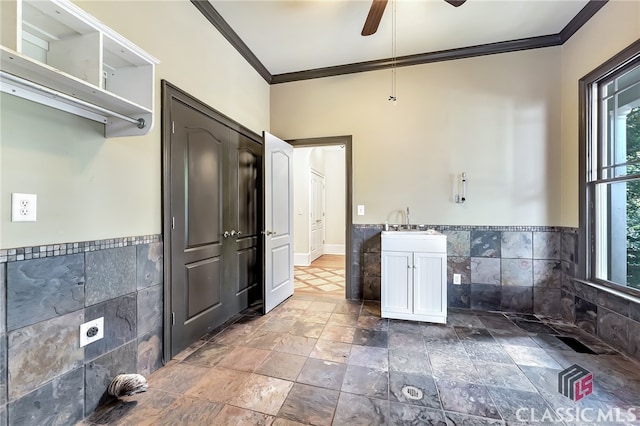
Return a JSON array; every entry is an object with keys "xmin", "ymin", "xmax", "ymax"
[
  {"xmin": 161, "ymin": 80, "xmax": 263, "ymax": 363},
  {"xmin": 287, "ymin": 136, "xmax": 353, "ymax": 299}
]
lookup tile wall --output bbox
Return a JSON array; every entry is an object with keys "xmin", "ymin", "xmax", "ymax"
[
  {"xmin": 352, "ymin": 224, "xmax": 640, "ymax": 363},
  {"xmin": 0, "ymin": 236, "xmax": 164, "ymax": 426}
]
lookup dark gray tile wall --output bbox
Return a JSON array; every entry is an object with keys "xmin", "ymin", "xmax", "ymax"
[
  {"xmin": 6, "ymin": 254, "xmax": 85, "ymax": 331},
  {"xmin": 0, "ymin": 239, "xmax": 163, "ymax": 425},
  {"xmin": 353, "ymin": 226, "xmax": 575, "ymax": 317}
]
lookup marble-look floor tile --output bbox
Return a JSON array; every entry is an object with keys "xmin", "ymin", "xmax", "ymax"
[
  {"xmin": 473, "ymin": 362, "xmax": 536, "ymax": 392},
  {"xmin": 347, "ymin": 345, "xmax": 389, "ymax": 371},
  {"xmin": 241, "ymin": 330, "xmax": 285, "ymax": 349},
  {"xmin": 277, "ymin": 383, "xmax": 339, "ymax": 426},
  {"xmin": 274, "ymin": 308, "xmax": 306, "ymax": 321},
  {"xmin": 328, "ymin": 313, "xmax": 359, "ymax": 327},
  {"xmin": 444, "ymin": 412, "xmax": 505, "ymax": 425},
  {"xmin": 389, "ymin": 372, "xmax": 441, "ymax": 409},
  {"xmin": 260, "ymin": 318, "xmax": 297, "ymax": 333},
  {"xmin": 436, "ymin": 379, "xmax": 501, "ymax": 419},
  {"xmin": 185, "ymin": 367, "xmax": 251, "ymax": 403},
  {"xmin": 502, "ymin": 345, "xmax": 562, "ymax": 369},
  {"xmin": 487, "ymin": 386, "xmax": 557, "ymax": 424},
  {"xmin": 255, "ymin": 351, "xmax": 307, "ymax": 381},
  {"xmin": 388, "ymin": 331, "xmax": 426, "ymax": 353},
  {"xmin": 309, "ymin": 339, "xmax": 352, "ymax": 363},
  {"xmin": 333, "ymin": 301, "xmax": 362, "ymax": 315},
  {"xmin": 447, "ymin": 312, "xmax": 486, "ymax": 329},
  {"xmin": 361, "ymin": 302, "xmax": 381, "ymax": 317},
  {"xmin": 284, "ymin": 300, "xmax": 313, "ymax": 310},
  {"xmin": 288, "ymin": 321, "xmax": 325, "ymax": 339},
  {"xmin": 477, "ymin": 314, "xmax": 519, "ymax": 332},
  {"xmin": 356, "ymin": 316, "xmax": 389, "ymax": 331},
  {"xmin": 389, "ymin": 320, "xmax": 426, "ymax": 334},
  {"xmin": 530, "ymin": 334, "xmax": 572, "ymax": 351},
  {"xmin": 422, "ymin": 324, "xmax": 459, "ymax": 342},
  {"xmin": 272, "ymin": 418, "xmax": 308, "ymax": 426},
  {"xmin": 182, "ymin": 342, "xmax": 233, "ymax": 367},
  {"xmin": 212, "ymin": 405, "xmax": 274, "ymax": 425},
  {"xmin": 333, "ymin": 392, "xmax": 390, "ymax": 426},
  {"xmin": 87, "ymin": 389, "xmax": 178, "ymax": 426},
  {"xmin": 389, "ymin": 350, "xmax": 432, "ymax": 375},
  {"xmin": 462, "ymin": 342, "xmax": 513, "ymax": 364},
  {"xmin": 430, "ymin": 354, "xmax": 481, "ymax": 384},
  {"xmin": 300, "ymin": 311, "xmax": 332, "ymax": 324},
  {"xmin": 273, "ymin": 335, "xmax": 317, "ymax": 356},
  {"xmin": 147, "ymin": 361, "xmax": 210, "ymax": 394},
  {"xmin": 319, "ymin": 325, "xmax": 355, "ymax": 343},
  {"xmin": 512, "ymin": 319, "xmax": 558, "ymax": 334},
  {"xmin": 209, "ymin": 323, "xmax": 256, "ymax": 346},
  {"xmin": 217, "ymin": 346, "xmax": 271, "ymax": 372},
  {"xmin": 389, "ymin": 402, "xmax": 448, "ymax": 425},
  {"xmin": 487, "ymin": 328, "xmax": 538, "ymax": 348},
  {"xmin": 454, "ymin": 327, "xmax": 496, "ymax": 343},
  {"xmin": 307, "ymin": 301, "xmax": 337, "ymax": 313},
  {"xmin": 341, "ymin": 364, "xmax": 388, "ymax": 399},
  {"xmin": 425, "ymin": 341, "xmax": 469, "ymax": 358},
  {"xmin": 297, "ymin": 358, "xmax": 347, "ymax": 390},
  {"xmin": 352, "ymin": 329, "xmax": 388, "ymax": 348},
  {"xmin": 152, "ymin": 395, "xmax": 223, "ymax": 425},
  {"xmin": 228, "ymin": 373, "xmax": 293, "ymax": 415}
]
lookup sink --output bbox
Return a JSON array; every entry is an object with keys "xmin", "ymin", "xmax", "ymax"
[{"xmin": 382, "ymin": 228, "xmax": 446, "ymax": 252}]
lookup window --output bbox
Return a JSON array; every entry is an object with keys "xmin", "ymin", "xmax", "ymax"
[{"xmin": 581, "ymin": 41, "xmax": 640, "ymax": 292}]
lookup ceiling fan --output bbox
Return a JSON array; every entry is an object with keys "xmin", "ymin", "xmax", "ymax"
[{"xmin": 362, "ymin": 0, "xmax": 467, "ymax": 36}]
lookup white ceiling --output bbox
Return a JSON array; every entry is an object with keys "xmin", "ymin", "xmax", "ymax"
[{"xmin": 210, "ymin": 0, "xmax": 591, "ymax": 76}]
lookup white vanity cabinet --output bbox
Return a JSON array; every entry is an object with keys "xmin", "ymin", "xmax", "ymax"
[
  {"xmin": 0, "ymin": 0, "xmax": 158, "ymax": 137},
  {"xmin": 381, "ymin": 230, "xmax": 447, "ymax": 324}
]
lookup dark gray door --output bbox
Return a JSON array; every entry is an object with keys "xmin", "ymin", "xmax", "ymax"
[
  {"xmin": 224, "ymin": 132, "xmax": 262, "ymax": 316},
  {"xmin": 170, "ymin": 98, "xmax": 229, "ymax": 357}
]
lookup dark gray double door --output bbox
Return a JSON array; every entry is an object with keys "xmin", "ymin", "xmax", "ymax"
[{"xmin": 166, "ymin": 88, "xmax": 261, "ymax": 358}]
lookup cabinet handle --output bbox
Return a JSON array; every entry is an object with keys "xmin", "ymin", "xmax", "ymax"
[
  {"xmin": 223, "ymin": 231, "xmax": 230, "ymax": 238},
  {"xmin": 230, "ymin": 230, "xmax": 237, "ymax": 236},
  {"xmin": 236, "ymin": 230, "xmax": 242, "ymax": 236}
]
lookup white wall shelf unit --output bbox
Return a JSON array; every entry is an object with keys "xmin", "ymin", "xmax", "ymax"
[{"xmin": 0, "ymin": 0, "xmax": 158, "ymax": 137}]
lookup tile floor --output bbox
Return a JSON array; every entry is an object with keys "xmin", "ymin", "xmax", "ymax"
[{"xmin": 79, "ymin": 293, "xmax": 640, "ymax": 425}]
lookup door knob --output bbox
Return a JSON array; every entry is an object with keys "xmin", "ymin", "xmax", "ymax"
[
  {"xmin": 262, "ymin": 230, "xmax": 276, "ymax": 236},
  {"xmin": 230, "ymin": 230, "xmax": 237, "ymax": 236},
  {"xmin": 223, "ymin": 231, "xmax": 230, "ymax": 238}
]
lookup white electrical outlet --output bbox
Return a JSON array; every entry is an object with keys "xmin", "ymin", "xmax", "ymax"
[
  {"xmin": 453, "ymin": 274, "xmax": 462, "ymax": 285},
  {"xmin": 357, "ymin": 205, "xmax": 365, "ymax": 215},
  {"xmin": 80, "ymin": 317, "xmax": 104, "ymax": 347},
  {"xmin": 11, "ymin": 193, "xmax": 37, "ymax": 222}
]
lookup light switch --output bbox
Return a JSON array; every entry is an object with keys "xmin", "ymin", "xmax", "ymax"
[{"xmin": 357, "ymin": 205, "xmax": 365, "ymax": 215}]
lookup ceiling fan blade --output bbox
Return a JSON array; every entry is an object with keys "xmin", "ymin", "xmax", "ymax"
[
  {"xmin": 444, "ymin": 0, "xmax": 466, "ymax": 6},
  {"xmin": 361, "ymin": 0, "xmax": 388, "ymax": 36}
]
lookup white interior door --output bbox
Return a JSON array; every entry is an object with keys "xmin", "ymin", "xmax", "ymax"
[
  {"xmin": 310, "ymin": 169, "xmax": 325, "ymax": 262},
  {"xmin": 264, "ymin": 131, "xmax": 294, "ymax": 313}
]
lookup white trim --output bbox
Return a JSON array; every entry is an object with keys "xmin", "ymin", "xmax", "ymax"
[
  {"xmin": 294, "ymin": 252, "xmax": 310, "ymax": 266},
  {"xmin": 323, "ymin": 244, "xmax": 345, "ymax": 255}
]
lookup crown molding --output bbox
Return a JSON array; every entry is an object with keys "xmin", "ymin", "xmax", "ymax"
[{"xmin": 193, "ymin": 0, "xmax": 608, "ymax": 85}]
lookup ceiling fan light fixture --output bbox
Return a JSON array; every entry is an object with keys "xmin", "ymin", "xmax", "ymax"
[{"xmin": 444, "ymin": 0, "xmax": 467, "ymax": 7}]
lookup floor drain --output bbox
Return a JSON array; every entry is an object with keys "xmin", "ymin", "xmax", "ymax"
[{"xmin": 402, "ymin": 385, "xmax": 423, "ymax": 400}]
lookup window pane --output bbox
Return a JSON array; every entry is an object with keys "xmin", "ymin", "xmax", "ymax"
[
  {"xmin": 601, "ymin": 86, "xmax": 640, "ymax": 179},
  {"xmin": 595, "ymin": 179, "xmax": 640, "ymax": 289}
]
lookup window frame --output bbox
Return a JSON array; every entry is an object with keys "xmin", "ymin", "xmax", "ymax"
[{"xmin": 579, "ymin": 39, "xmax": 640, "ymax": 296}]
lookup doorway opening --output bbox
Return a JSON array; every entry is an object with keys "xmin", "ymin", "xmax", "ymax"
[{"xmin": 287, "ymin": 136, "xmax": 353, "ymax": 299}]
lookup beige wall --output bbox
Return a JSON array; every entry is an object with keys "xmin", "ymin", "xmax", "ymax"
[
  {"xmin": 324, "ymin": 149, "xmax": 346, "ymax": 247},
  {"xmin": 271, "ymin": 47, "xmax": 563, "ymax": 226},
  {"xmin": 559, "ymin": 1, "xmax": 640, "ymax": 227},
  {"xmin": 0, "ymin": 1, "xmax": 270, "ymax": 248}
]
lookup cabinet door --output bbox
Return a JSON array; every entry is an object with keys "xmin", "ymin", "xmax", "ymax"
[
  {"xmin": 382, "ymin": 251, "xmax": 412, "ymax": 314},
  {"xmin": 413, "ymin": 252, "xmax": 446, "ymax": 317}
]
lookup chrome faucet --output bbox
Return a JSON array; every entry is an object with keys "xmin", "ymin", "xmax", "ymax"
[{"xmin": 406, "ymin": 207, "xmax": 410, "ymax": 226}]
